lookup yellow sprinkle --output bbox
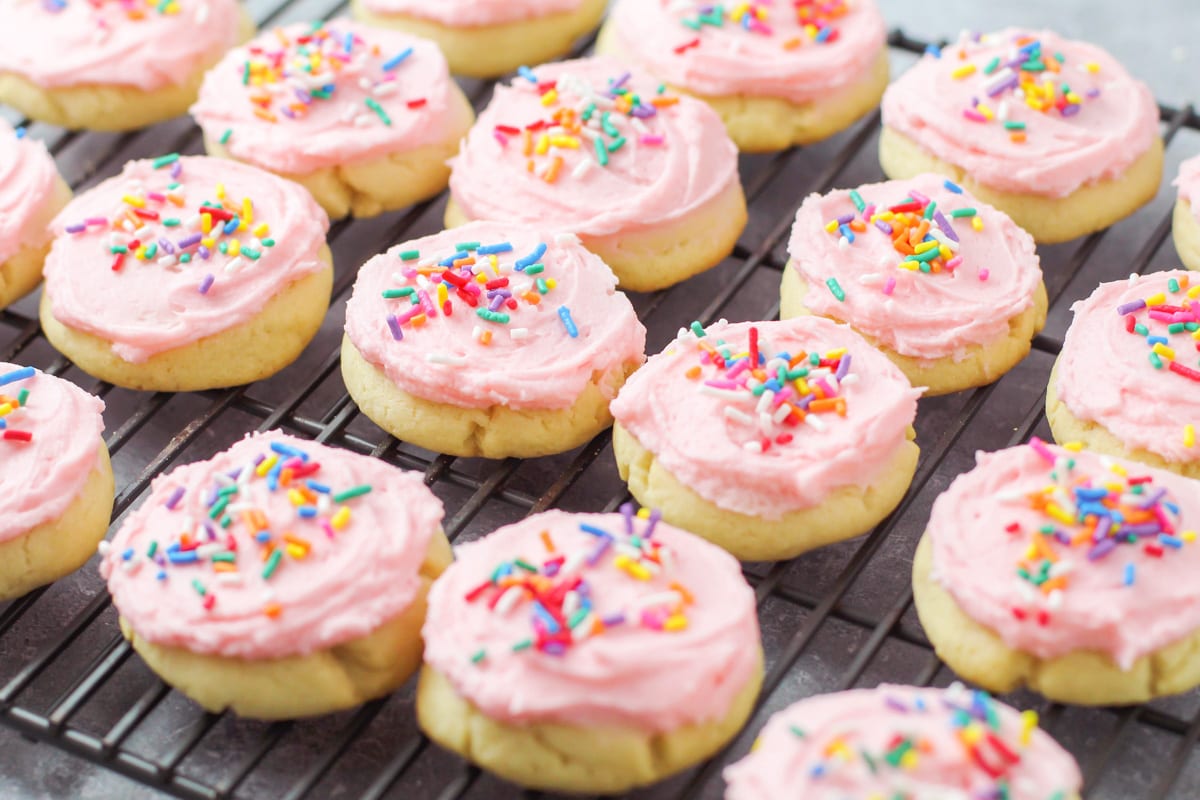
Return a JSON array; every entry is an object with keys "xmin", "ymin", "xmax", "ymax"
[
  {"xmin": 938, "ymin": 245, "xmax": 953, "ymax": 259},
  {"xmin": 1085, "ymin": 61, "xmax": 1100, "ymax": 73},
  {"xmin": 826, "ymin": 348, "xmax": 848, "ymax": 359},
  {"xmin": 1063, "ymin": 441, "xmax": 1084, "ymax": 452},
  {"xmin": 549, "ymin": 135, "xmax": 580, "ymax": 149},
  {"xmin": 1045, "ymin": 503, "xmax": 1075, "ymax": 525},
  {"xmin": 0, "ymin": 403, "xmax": 11, "ymax": 417},
  {"xmin": 952, "ymin": 64, "xmax": 977, "ymax": 79},
  {"xmin": 1184, "ymin": 530, "xmax": 1197, "ymax": 542},
  {"xmin": 1186, "ymin": 424, "xmax": 1196, "ymax": 448},
  {"xmin": 331, "ymin": 506, "xmax": 351, "ymax": 530},
  {"xmin": 977, "ymin": 103, "xmax": 994, "ymax": 120},
  {"xmin": 1109, "ymin": 462, "xmax": 1128, "ymax": 477},
  {"xmin": 899, "ymin": 261, "xmax": 920, "ymax": 271},
  {"xmin": 227, "ymin": 239, "xmax": 241, "ymax": 257},
  {"xmin": 122, "ymin": 194, "xmax": 146, "ymax": 209},
  {"xmin": 824, "ymin": 220, "xmax": 839, "ymax": 233},
  {"xmin": 614, "ymin": 554, "xmax": 651, "ymax": 581},
  {"xmin": 1021, "ymin": 710, "xmax": 1038, "ymax": 746},
  {"xmin": 253, "ymin": 223, "xmax": 270, "ymax": 238},
  {"xmin": 215, "ymin": 182, "xmax": 226, "ymax": 200},
  {"xmin": 663, "ymin": 614, "xmax": 688, "ymax": 632},
  {"xmin": 242, "ymin": 197, "xmax": 253, "ymax": 224},
  {"xmin": 1192, "ymin": 330, "xmax": 1200, "ymax": 342},
  {"xmin": 914, "ymin": 240, "xmax": 939, "ymax": 254},
  {"xmin": 256, "ymin": 454, "xmax": 278, "ymax": 477},
  {"xmin": 900, "ymin": 750, "xmax": 919, "ymax": 770},
  {"xmin": 287, "ymin": 489, "xmax": 306, "ymax": 506},
  {"xmin": 971, "ymin": 216, "xmax": 984, "ymax": 232},
  {"xmin": 960, "ymin": 726, "xmax": 983, "ymax": 746},
  {"xmin": 636, "ymin": 508, "xmax": 651, "ymax": 519},
  {"xmin": 540, "ymin": 89, "xmax": 558, "ymax": 106},
  {"xmin": 285, "ymin": 543, "xmax": 308, "ymax": 559},
  {"xmin": 135, "ymin": 246, "xmax": 147, "ymax": 260},
  {"xmin": 535, "ymin": 133, "xmax": 550, "ymax": 156},
  {"xmin": 1187, "ymin": 285, "xmax": 1200, "ymax": 299},
  {"xmin": 200, "ymin": 237, "xmax": 215, "ymax": 249},
  {"xmin": 437, "ymin": 283, "xmax": 448, "ymax": 306},
  {"xmin": 201, "ymin": 213, "xmax": 212, "ymax": 234},
  {"xmin": 1146, "ymin": 292, "xmax": 1167, "ymax": 306},
  {"xmin": 1152, "ymin": 343, "xmax": 1176, "ymax": 360}
]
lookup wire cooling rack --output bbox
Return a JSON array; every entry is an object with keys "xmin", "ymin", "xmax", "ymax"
[{"xmin": 1, "ymin": 1, "xmax": 1199, "ymax": 796}]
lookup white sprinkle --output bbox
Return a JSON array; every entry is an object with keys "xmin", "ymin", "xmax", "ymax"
[
  {"xmin": 425, "ymin": 353, "xmax": 468, "ymax": 366},
  {"xmin": 510, "ymin": 328, "xmax": 531, "ymax": 340},
  {"xmin": 553, "ymin": 232, "xmax": 580, "ymax": 246},
  {"xmin": 496, "ymin": 586, "xmax": 524, "ymax": 615},
  {"xmin": 723, "ymin": 406, "xmax": 755, "ymax": 426},
  {"xmin": 98, "ymin": 541, "xmax": 112, "ymax": 556},
  {"xmin": 217, "ymin": 573, "xmax": 244, "ymax": 586},
  {"xmin": 805, "ymin": 414, "xmax": 827, "ymax": 432},
  {"xmin": 631, "ymin": 591, "xmax": 682, "ymax": 612}
]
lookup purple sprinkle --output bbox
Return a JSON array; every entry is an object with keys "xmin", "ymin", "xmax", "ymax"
[
  {"xmin": 933, "ymin": 210, "xmax": 959, "ymax": 243},
  {"xmin": 1087, "ymin": 539, "xmax": 1117, "ymax": 561},
  {"xmin": 644, "ymin": 508, "xmax": 661, "ymax": 539},
  {"xmin": 874, "ymin": 220, "xmax": 893, "ymax": 234},
  {"xmin": 488, "ymin": 295, "xmax": 505, "ymax": 312},
  {"xmin": 988, "ymin": 74, "xmax": 1020, "ymax": 96},
  {"xmin": 1086, "ymin": 88, "xmax": 1101, "ymax": 98},
  {"xmin": 796, "ymin": 394, "xmax": 814, "ymax": 410},
  {"xmin": 620, "ymin": 502, "xmax": 634, "ymax": 534},
  {"xmin": 587, "ymin": 536, "xmax": 613, "ymax": 566},
  {"xmin": 165, "ymin": 486, "xmax": 186, "ymax": 510},
  {"xmin": 158, "ymin": 238, "xmax": 176, "ymax": 255},
  {"xmin": 1123, "ymin": 522, "xmax": 1161, "ymax": 538},
  {"xmin": 836, "ymin": 213, "xmax": 855, "ymax": 224},
  {"xmin": 198, "ymin": 245, "xmax": 211, "ymax": 260},
  {"xmin": 1139, "ymin": 487, "xmax": 1168, "ymax": 509},
  {"xmin": 602, "ymin": 613, "xmax": 626, "ymax": 628},
  {"xmin": 835, "ymin": 354, "xmax": 852, "ymax": 381},
  {"xmin": 1117, "ymin": 299, "xmax": 1146, "ymax": 315},
  {"xmin": 65, "ymin": 222, "xmax": 87, "ymax": 234},
  {"xmin": 170, "ymin": 161, "xmax": 182, "ymax": 180},
  {"xmin": 386, "ymin": 314, "xmax": 404, "ymax": 341},
  {"xmin": 884, "ymin": 696, "xmax": 909, "ymax": 713},
  {"xmin": 629, "ymin": 104, "xmax": 656, "ymax": 119},
  {"xmin": 609, "ymin": 71, "xmax": 631, "ymax": 90},
  {"xmin": 1061, "ymin": 103, "xmax": 1082, "ymax": 117},
  {"xmin": 177, "ymin": 233, "xmax": 203, "ymax": 249},
  {"xmin": 198, "ymin": 274, "xmax": 214, "ymax": 294}
]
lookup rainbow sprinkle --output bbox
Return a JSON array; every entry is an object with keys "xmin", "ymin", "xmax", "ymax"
[
  {"xmin": 676, "ymin": 0, "xmax": 850, "ymax": 51},
  {"xmin": 1005, "ymin": 438, "xmax": 1187, "ymax": 622},
  {"xmin": 62, "ymin": 155, "xmax": 276, "ymax": 294},
  {"xmin": 0, "ymin": 366, "xmax": 36, "ymax": 442},
  {"xmin": 1116, "ymin": 274, "xmax": 1200, "ymax": 445},
  {"xmin": 464, "ymin": 506, "xmax": 688, "ymax": 662},
  {"xmin": 823, "ymin": 181, "xmax": 983, "ymax": 288},
  {"xmin": 493, "ymin": 67, "xmax": 675, "ymax": 184},
  {"xmin": 684, "ymin": 322, "xmax": 854, "ymax": 452},
  {"xmin": 381, "ymin": 237, "xmax": 573, "ymax": 347},
  {"xmin": 233, "ymin": 22, "xmax": 424, "ymax": 130},
  {"xmin": 947, "ymin": 32, "xmax": 1099, "ymax": 144},
  {"xmin": 102, "ymin": 440, "xmax": 373, "ymax": 615}
]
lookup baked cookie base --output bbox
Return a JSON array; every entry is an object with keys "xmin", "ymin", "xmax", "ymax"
[
  {"xmin": 1173, "ymin": 198, "xmax": 1200, "ymax": 272},
  {"xmin": 1046, "ymin": 358, "xmax": 1200, "ymax": 479},
  {"xmin": 40, "ymin": 247, "xmax": 334, "ymax": 392},
  {"xmin": 0, "ymin": 444, "xmax": 114, "ymax": 600},
  {"xmin": 912, "ymin": 534, "xmax": 1200, "ymax": 706},
  {"xmin": 341, "ymin": 336, "xmax": 638, "ymax": 459},
  {"xmin": 879, "ymin": 125, "xmax": 1165, "ymax": 244},
  {"xmin": 780, "ymin": 266, "xmax": 1048, "ymax": 396},
  {"xmin": 0, "ymin": 10, "xmax": 256, "ymax": 131},
  {"xmin": 350, "ymin": 0, "xmax": 607, "ymax": 79},
  {"xmin": 203, "ymin": 87, "xmax": 475, "ymax": 220},
  {"xmin": 445, "ymin": 178, "xmax": 748, "ymax": 293},
  {"xmin": 121, "ymin": 529, "xmax": 452, "ymax": 720},
  {"xmin": 0, "ymin": 175, "xmax": 72, "ymax": 308},
  {"xmin": 416, "ymin": 652, "xmax": 762, "ymax": 794},
  {"xmin": 596, "ymin": 25, "xmax": 889, "ymax": 153},
  {"xmin": 612, "ymin": 421, "xmax": 919, "ymax": 562}
]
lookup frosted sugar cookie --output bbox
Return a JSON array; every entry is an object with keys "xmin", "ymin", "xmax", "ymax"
[
  {"xmin": 881, "ymin": 29, "xmax": 1163, "ymax": 243},
  {"xmin": 1173, "ymin": 155, "xmax": 1200, "ymax": 272},
  {"xmin": 783, "ymin": 173, "xmax": 1046, "ymax": 395},
  {"xmin": 101, "ymin": 432, "xmax": 452, "ymax": 719},
  {"xmin": 342, "ymin": 221, "xmax": 646, "ymax": 458},
  {"xmin": 418, "ymin": 509, "xmax": 762, "ymax": 793},
  {"xmin": 41, "ymin": 155, "xmax": 332, "ymax": 391}
]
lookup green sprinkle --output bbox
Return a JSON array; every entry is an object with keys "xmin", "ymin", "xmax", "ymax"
[
  {"xmin": 147, "ymin": 541, "xmax": 158, "ymax": 558},
  {"xmin": 209, "ymin": 496, "xmax": 229, "ymax": 520},
  {"xmin": 163, "ymin": 218, "xmax": 181, "ymax": 227},
  {"xmin": 923, "ymin": 200, "xmax": 937, "ymax": 220},
  {"xmin": 789, "ymin": 725, "xmax": 806, "ymax": 738},
  {"xmin": 242, "ymin": 62, "xmax": 251, "ymax": 85},
  {"xmin": 1004, "ymin": 120, "xmax": 1027, "ymax": 130},
  {"xmin": 398, "ymin": 249, "xmax": 420, "ymax": 261},
  {"xmin": 476, "ymin": 308, "xmax": 511, "ymax": 324},
  {"xmin": 983, "ymin": 56, "xmax": 1001, "ymax": 74},
  {"xmin": 211, "ymin": 552, "xmax": 236, "ymax": 563},
  {"xmin": 332, "ymin": 485, "xmax": 372, "ymax": 503},
  {"xmin": 219, "ymin": 514, "xmax": 232, "ymax": 529},
  {"xmin": 1169, "ymin": 278, "xmax": 1181, "ymax": 293},
  {"xmin": 848, "ymin": 189, "xmax": 866, "ymax": 212},
  {"xmin": 581, "ymin": 102, "xmax": 596, "ymax": 122},
  {"xmin": 1134, "ymin": 323, "xmax": 1149, "ymax": 336},
  {"xmin": 826, "ymin": 277, "xmax": 846, "ymax": 302},
  {"xmin": 217, "ymin": 485, "xmax": 238, "ymax": 497},
  {"xmin": 524, "ymin": 263, "xmax": 545, "ymax": 275},
  {"xmin": 241, "ymin": 248, "xmax": 261, "ymax": 261},
  {"xmin": 511, "ymin": 638, "xmax": 533, "ymax": 652},
  {"xmin": 262, "ymin": 550, "xmax": 283, "ymax": 580},
  {"xmin": 365, "ymin": 97, "xmax": 392, "ymax": 126},
  {"xmin": 152, "ymin": 153, "xmax": 179, "ymax": 169},
  {"xmin": 809, "ymin": 352, "xmax": 821, "ymax": 366},
  {"xmin": 601, "ymin": 111, "xmax": 619, "ymax": 137},
  {"xmin": 607, "ymin": 135, "xmax": 627, "ymax": 153},
  {"xmin": 382, "ymin": 288, "xmax": 415, "ymax": 299},
  {"xmin": 514, "ymin": 559, "xmax": 539, "ymax": 573},
  {"xmin": 219, "ymin": 128, "xmax": 233, "ymax": 145},
  {"xmin": 218, "ymin": 241, "xmax": 228, "ymax": 255},
  {"xmin": 690, "ymin": 321, "xmax": 706, "ymax": 338},
  {"xmin": 1150, "ymin": 352, "xmax": 1164, "ymax": 369},
  {"xmin": 594, "ymin": 137, "xmax": 609, "ymax": 166},
  {"xmin": 1169, "ymin": 323, "xmax": 1186, "ymax": 334},
  {"xmin": 111, "ymin": 245, "xmax": 128, "ymax": 255},
  {"xmin": 471, "ymin": 649, "xmax": 487, "ymax": 664},
  {"xmin": 192, "ymin": 579, "xmax": 207, "ymax": 597},
  {"xmin": 862, "ymin": 749, "xmax": 877, "ymax": 774},
  {"xmin": 949, "ymin": 208, "xmax": 977, "ymax": 218},
  {"xmin": 567, "ymin": 608, "xmax": 589, "ymax": 629},
  {"xmin": 310, "ymin": 88, "xmax": 331, "ymax": 99},
  {"xmin": 455, "ymin": 241, "xmax": 480, "ymax": 251},
  {"xmin": 885, "ymin": 739, "xmax": 913, "ymax": 767},
  {"xmin": 261, "ymin": 238, "xmax": 275, "ymax": 248},
  {"xmin": 180, "ymin": 253, "xmax": 191, "ymax": 264},
  {"xmin": 536, "ymin": 277, "xmax": 549, "ymax": 294}
]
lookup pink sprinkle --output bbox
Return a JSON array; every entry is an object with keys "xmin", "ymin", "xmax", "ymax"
[
  {"xmin": 862, "ymin": 204, "xmax": 876, "ymax": 222},
  {"xmin": 640, "ymin": 134, "xmax": 664, "ymax": 146},
  {"xmin": 945, "ymin": 256, "xmax": 963, "ymax": 271},
  {"xmin": 493, "ymin": 131, "xmax": 508, "ymax": 147},
  {"xmin": 146, "ymin": 191, "xmax": 166, "ymax": 203},
  {"xmin": 883, "ymin": 277, "xmax": 896, "ymax": 295},
  {"xmin": 962, "ymin": 108, "xmax": 988, "ymax": 123},
  {"xmin": 978, "ymin": 268, "xmax": 989, "ymax": 281},
  {"xmin": 1028, "ymin": 437, "xmax": 1057, "ymax": 464}
]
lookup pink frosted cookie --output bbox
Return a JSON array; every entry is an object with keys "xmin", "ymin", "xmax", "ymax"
[
  {"xmin": 880, "ymin": 29, "xmax": 1163, "ymax": 243},
  {"xmin": 445, "ymin": 56, "xmax": 746, "ymax": 292},
  {"xmin": 610, "ymin": 316, "xmax": 921, "ymax": 561},
  {"xmin": 0, "ymin": 0, "xmax": 253, "ymax": 131},
  {"xmin": 915, "ymin": 440, "xmax": 1200, "ymax": 705},
  {"xmin": 1048, "ymin": 270, "xmax": 1200, "ymax": 477},
  {"xmin": 417, "ymin": 508, "xmax": 762, "ymax": 793},
  {"xmin": 783, "ymin": 173, "xmax": 1047, "ymax": 395},
  {"xmin": 1173, "ymin": 155, "xmax": 1200, "ymax": 271},
  {"xmin": 351, "ymin": 0, "xmax": 606, "ymax": 79},
  {"xmin": 598, "ymin": 0, "xmax": 889, "ymax": 152},
  {"xmin": 0, "ymin": 364, "xmax": 112, "ymax": 599},
  {"xmin": 40, "ymin": 154, "xmax": 332, "ymax": 392},
  {"xmin": 192, "ymin": 20, "xmax": 474, "ymax": 219},
  {"xmin": 342, "ymin": 220, "xmax": 645, "ymax": 459},
  {"xmin": 0, "ymin": 122, "xmax": 73, "ymax": 307},
  {"xmin": 101, "ymin": 431, "xmax": 452, "ymax": 719},
  {"xmin": 724, "ymin": 683, "xmax": 1082, "ymax": 799}
]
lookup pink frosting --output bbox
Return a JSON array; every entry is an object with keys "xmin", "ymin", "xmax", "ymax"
[
  {"xmin": 0, "ymin": 364, "xmax": 106, "ymax": 543},
  {"xmin": 609, "ymin": 317, "xmax": 921, "ymax": 519},
  {"xmin": 0, "ymin": 122, "xmax": 59, "ymax": 265},
  {"xmin": 44, "ymin": 155, "xmax": 329, "ymax": 363},
  {"xmin": 882, "ymin": 28, "xmax": 1160, "ymax": 198},
  {"xmin": 192, "ymin": 21, "xmax": 472, "ymax": 175},
  {"xmin": 448, "ymin": 56, "xmax": 740, "ymax": 238},
  {"xmin": 1056, "ymin": 270, "xmax": 1200, "ymax": 464},
  {"xmin": 358, "ymin": 0, "xmax": 584, "ymax": 26},
  {"xmin": 930, "ymin": 442, "xmax": 1200, "ymax": 669},
  {"xmin": 101, "ymin": 432, "xmax": 444, "ymax": 659},
  {"xmin": 1175, "ymin": 155, "xmax": 1200, "ymax": 223},
  {"xmin": 344, "ymin": 220, "xmax": 645, "ymax": 410},
  {"xmin": 787, "ymin": 173, "xmax": 1043, "ymax": 362},
  {"xmin": 723, "ymin": 684, "xmax": 1082, "ymax": 799},
  {"xmin": 422, "ymin": 510, "xmax": 760, "ymax": 730},
  {"xmin": 0, "ymin": 0, "xmax": 243, "ymax": 90},
  {"xmin": 607, "ymin": 0, "xmax": 886, "ymax": 104}
]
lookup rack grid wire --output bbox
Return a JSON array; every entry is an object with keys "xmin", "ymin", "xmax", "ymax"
[{"xmin": 1, "ymin": 4, "xmax": 1198, "ymax": 798}]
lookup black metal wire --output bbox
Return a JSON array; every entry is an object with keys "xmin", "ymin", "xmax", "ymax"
[{"xmin": 0, "ymin": 17, "xmax": 1197, "ymax": 800}]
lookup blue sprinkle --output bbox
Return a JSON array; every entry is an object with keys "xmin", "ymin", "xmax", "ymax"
[
  {"xmin": 167, "ymin": 550, "xmax": 199, "ymax": 564},
  {"xmin": 382, "ymin": 47, "xmax": 414, "ymax": 72},
  {"xmin": 298, "ymin": 506, "xmax": 318, "ymax": 519},
  {"xmin": 222, "ymin": 218, "xmax": 240, "ymax": 235},
  {"xmin": 925, "ymin": 44, "xmax": 942, "ymax": 58},
  {"xmin": 156, "ymin": 570, "xmax": 167, "ymax": 581},
  {"xmin": 579, "ymin": 524, "xmax": 612, "ymax": 538},
  {"xmin": 255, "ymin": 531, "xmax": 272, "ymax": 543},
  {"xmin": 557, "ymin": 305, "xmax": 579, "ymax": 338},
  {"xmin": 517, "ymin": 65, "xmax": 539, "ymax": 84},
  {"xmin": 14, "ymin": 127, "xmax": 26, "ymax": 140},
  {"xmin": 515, "ymin": 242, "xmax": 547, "ymax": 270},
  {"xmin": 1123, "ymin": 562, "xmax": 1136, "ymax": 586},
  {"xmin": 122, "ymin": 548, "xmax": 135, "ymax": 561},
  {"xmin": 270, "ymin": 441, "xmax": 309, "ymax": 461},
  {"xmin": 305, "ymin": 480, "xmax": 331, "ymax": 494},
  {"xmin": 0, "ymin": 366, "xmax": 36, "ymax": 387},
  {"xmin": 477, "ymin": 241, "xmax": 513, "ymax": 256},
  {"xmin": 1160, "ymin": 534, "xmax": 1184, "ymax": 549},
  {"xmin": 943, "ymin": 179, "xmax": 963, "ymax": 194}
]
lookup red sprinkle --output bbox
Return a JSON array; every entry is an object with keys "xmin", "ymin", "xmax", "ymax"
[{"xmin": 3, "ymin": 430, "xmax": 32, "ymax": 442}]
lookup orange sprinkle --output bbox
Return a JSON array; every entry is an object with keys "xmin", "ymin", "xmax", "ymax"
[
  {"xmin": 669, "ymin": 581, "xmax": 695, "ymax": 605},
  {"xmin": 263, "ymin": 603, "xmax": 282, "ymax": 618},
  {"xmin": 540, "ymin": 530, "xmax": 556, "ymax": 553},
  {"xmin": 685, "ymin": 365, "xmax": 702, "ymax": 380}
]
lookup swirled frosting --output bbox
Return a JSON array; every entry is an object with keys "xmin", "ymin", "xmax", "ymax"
[
  {"xmin": 192, "ymin": 21, "xmax": 473, "ymax": 175},
  {"xmin": 787, "ymin": 173, "xmax": 1043, "ymax": 361},
  {"xmin": 0, "ymin": 122, "xmax": 60, "ymax": 265},
  {"xmin": 44, "ymin": 155, "xmax": 329, "ymax": 363},
  {"xmin": 882, "ymin": 28, "xmax": 1159, "ymax": 198},
  {"xmin": 101, "ymin": 432, "xmax": 444, "ymax": 659},
  {"xmin": 421, "ymin": 509, "xmax": 760, "ymax": 730},
  {"xmin": 0, "ymin": 364, "xmax": 106, "ymax": 543},
  {"xmin": 1056, "ymin": 270, "xmax": 1200, "ymax": 464},
  {"xmin": 1176, "ymin": 154, "xmax": 1200, "ymax": 222},
  {"xmin": 606, "ymin": 0, "xmax": 886, "ymax": 104},
  {"xmin": 344, "ymin": 220, "xmax": 645, "ymax": 410},
  {"xmin": 929, "ymin": 442, "xmax": 1200, "ymax": 669},
  {"xmin": 448, "ymin": 56, "xmax": 740, "ymax": 238},
  {"xmin": 724, "ymin": 683, "xmax": 1082, "ymax": 799},
  {"xmin": 609, "ymin": 317, "xmax": 921, "ymax": 519},
  {"xmin": 0, "ymin": 0, "xmax": 243, "ymax": 90},
  {"xmin": 358, "ymin": 0, "xmax": 584, "ymax": 26}
]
